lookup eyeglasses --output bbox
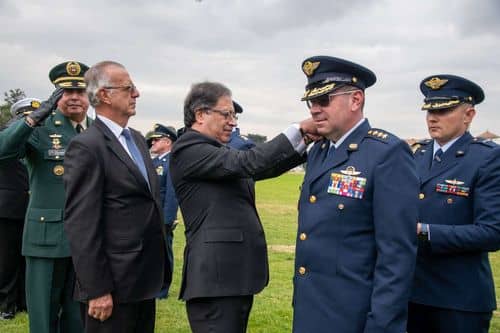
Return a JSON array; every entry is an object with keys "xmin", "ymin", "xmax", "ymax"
[
  {"xmin": 205, "ymin": 108, "xmax": 238, "ymax": 121},
  {"xmin": 306, "ymin": 89, "xmax": 360, "ymax": 109},
  {"xmin": 103, "ymin": 83, "xmax": 138, "ymax": 94}
]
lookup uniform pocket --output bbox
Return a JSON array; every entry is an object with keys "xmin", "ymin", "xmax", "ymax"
[{"xmin": 25, "ymin": 208, "xmax": 63, "ymax": 246}]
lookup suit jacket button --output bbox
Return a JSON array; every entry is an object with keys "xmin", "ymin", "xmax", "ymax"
[
  {"xmin": 419, "ymin": 193, "xmax": 425, "ymax": 200},
  {"xmin": 309, "ymin": 195, "xmax": 317, "ymax": 203},
  {"xmin": 338, "ymin": 203, "xmax": 345, "ymax": 210},
  {"xmin": 298, "ymin": 266, "xmax": 306, "ymax": 275},
  {"xmin": 299, "ymin": 233, "xmax": 307, "ymax": 241}
]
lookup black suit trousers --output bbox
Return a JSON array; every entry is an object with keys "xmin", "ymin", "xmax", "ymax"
[
  {"xmin": 186, "ymin": 295, "xmax": 254, "ymax": 333},
  {"xmin": 80, "ymin": 299, "xmax": 155, "ymax": 333}
]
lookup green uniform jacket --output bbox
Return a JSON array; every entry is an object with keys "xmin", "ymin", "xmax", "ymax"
[{"xmin": 0, "ymin": 110, "xmax": 92, "ymax": 258}]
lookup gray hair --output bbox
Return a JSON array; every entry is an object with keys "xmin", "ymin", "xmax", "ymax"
[
  {"xmin": 183, "ymin": 81, "xmax": 231, "ymax": 128},
  {"xmin": 85, "ymin": 61, "xmax": 125, "ymax": 107}
]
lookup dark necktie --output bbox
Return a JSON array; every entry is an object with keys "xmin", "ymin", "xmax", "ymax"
[
  {"xmin": 75, "ymin": 124, "xmax": 84, "ymax": 133},
  {"xmin": 431, "ymin": 148, "xmax": 443, "ymax": 169},
  {"xmin": 324, "ymin": 144, "xmax": 336, "ymax": 164},
  {"xmin": 122, "ymin": 128, "xmax": 150, "ymax": 186}
]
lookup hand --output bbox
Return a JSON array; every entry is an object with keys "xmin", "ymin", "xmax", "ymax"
[
  {"xmin": 299, "ymin": 118, "xmax": 321, "ymax": 144},
  {"xmin": 27, "ymin": 87, "xmax": 64, "ymax": 126},
  {"xmin": 88, "ymin": 293, "xmax": 113, "ymax": 322}
]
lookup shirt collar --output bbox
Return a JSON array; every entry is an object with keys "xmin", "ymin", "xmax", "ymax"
[
  {"xmin": 331, "ymin": 118, "xmax": 366, "ymax": 149},
  {"xmin": 97, "ymin": 114, "xmax": 127, "ymax": 139},
  {"xmin": 433, "ymin": 134, "xmax": 463, "ymax": 156}
]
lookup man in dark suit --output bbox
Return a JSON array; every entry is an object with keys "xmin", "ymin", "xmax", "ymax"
[
  {"xmin": 293, "ymin": 56, "xmax": 419, "ymax": 333},
  {"xmin": 170, "ymin": 81, "xmax": 316, "ymax": 333},
  {"xmin": 63, "ymin": 61, "xmax": 168, "ymax": 333},
  {"xmin": 407, "ymin": 75, "xmax": 500, "ymax": 333},
  {"xmin": 0, "ymin": 61, "xmax": 90, "ymax": 333},
  {"xmin": 147, "ymin": 123, "xmax": 178, "ymax": 299},
  {"xmin": 0, "ymin": 98, "xmax": 36, "ymax": 320}
]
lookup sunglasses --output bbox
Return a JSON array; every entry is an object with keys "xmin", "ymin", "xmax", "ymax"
[{"xmin": 306, "ymin": 89, "xmax": 360, "ymax": 109}]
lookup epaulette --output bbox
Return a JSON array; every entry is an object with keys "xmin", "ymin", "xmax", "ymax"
[
  {"xmin": 472, "ymin": 137, "xmax": 497, "ymax": 148},
  {"xmin": 366, "ymin": 128, "xmax": 390, "ymax": 142},
  {"xmin": 410, "ymin": 138, "xmax": 431, "ymax": 153}
]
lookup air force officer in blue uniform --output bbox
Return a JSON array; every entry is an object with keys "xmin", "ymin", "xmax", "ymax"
[
  {"xmin": 147, "ymin": 124, "xmax": 179, "ymax": 299},
  {"xmin": 407, "ymin": 75, "xmax": 500, "ymax": 333},
  {"xmin": 293, "ymin": 56, "xmax": 419, "ymax": 333}
]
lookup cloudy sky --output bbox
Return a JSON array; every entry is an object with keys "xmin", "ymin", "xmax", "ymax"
[{"xmin": 1, "ymin": 0, "xmax": 499, "ymax": 139}]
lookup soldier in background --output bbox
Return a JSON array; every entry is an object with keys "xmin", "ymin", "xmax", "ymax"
[
  {"xmin": 0, "ymin": 98, "xmax": 38, "ymax": 320},
  {"xmin": 0, "ymin": 61, "xmax": 91, "ymax": 333},
  {"xmin": 227, "ymin": 101, "xmax": 255, "ymax": 150},
  {"xmin": 147, "ymin": 123, "xmax": 179, "ymax": 299}
]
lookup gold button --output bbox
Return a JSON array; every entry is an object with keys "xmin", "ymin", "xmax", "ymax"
[
  {"xmin": 298, "ymin": 267, "xmax": 306, "ymax": 275},
  {"xmin": 338, "ymin": 203, "xmax": 344, "ymax": 210},
  {"xmin": 40, "ymin": 217, "xmax": 45, "ymax": 222},
  {"xmin": 419, "ymin": 193, "xmax": 425, "ymax": 200},
  {"xmin": 447, "ymin": 198, "xmax": 453, "ymax": 204},
  {"xmin": 299, "ymin": 233, "xmax": 307, "ymax": 241},
  {"xmin": 309, "ymin": 195, "xmax": 317, "ymax": 203}
]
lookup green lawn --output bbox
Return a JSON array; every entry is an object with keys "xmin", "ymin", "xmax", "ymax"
[{"xmin": 2, "ymin": 173, "xmax": 499, "ymax": 332}]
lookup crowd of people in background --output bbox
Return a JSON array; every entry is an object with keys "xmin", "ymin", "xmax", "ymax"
[{"xmin": 0, "ymin": 56, "xmax": 499, "ymax": 333}]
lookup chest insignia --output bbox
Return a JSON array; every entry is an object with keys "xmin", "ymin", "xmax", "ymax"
[
  {"xmin": 328, "ymin": 170, "xmax": 367, "ymax": 199},
  {"xmin": 53, "ymin": 165, "xmax": 64, "ymax": 176},
  {"xmin": 436, "ymin": 179, "xmax": 469, "ymax": 197},
  {"xmin": 156, "ymin": 165, "xmax": 164, "ymax": 176}
]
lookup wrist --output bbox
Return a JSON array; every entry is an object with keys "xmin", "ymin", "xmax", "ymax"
[{"xmin": 24, "ymin": 117, "xmax": 36, "ymax": 128}]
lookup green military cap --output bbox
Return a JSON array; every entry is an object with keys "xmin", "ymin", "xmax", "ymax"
[{"xmin": 49, "ymin": 61, "xmax": 89, "ymax": 89}]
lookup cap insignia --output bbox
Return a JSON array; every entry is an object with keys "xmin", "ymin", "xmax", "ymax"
[
  {"xmin": 352, "ymin": 77, "xmax": 358, "ymax": 83},
  {"xmin": 66, "ymin": 62, "xmax": 82, "ymax": 76},
  {"xmin": 302, "ymin": 61, "xmax": 320, "ymax": 76},
  {"xmin": 424, "ymin": 77, "xmax": 448, "ymax": 90},
  {"xmin": 31, "ymin": 100, "xmax": 41, "ymax": 109}
]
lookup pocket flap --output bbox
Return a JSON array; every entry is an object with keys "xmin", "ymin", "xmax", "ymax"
[
  {"xmin": 27, "ymin": 208, "xmax": 63, "ymax": 223},
  {"xmin": 204, "ymin": 228, "xmax": 244, "ymax": 243}
]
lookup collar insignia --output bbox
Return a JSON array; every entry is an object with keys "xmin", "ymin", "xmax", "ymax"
[
  {"xmin": 302, "ymin": 61, "xmax": 320, "ymax": 76},
  {"xmin": 424, "ymin": 77, "xmax": 448, "ymax": 90}
]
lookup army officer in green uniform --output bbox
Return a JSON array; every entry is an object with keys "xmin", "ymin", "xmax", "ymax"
[{"xmin": 0, "ymin": 61, "xmax": 91, "ymax": 333}]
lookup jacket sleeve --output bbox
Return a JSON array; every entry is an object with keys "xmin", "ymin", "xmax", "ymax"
[
  {"xmin": 0, "ymin": 119, "xmax": 34, "ymax": 161},
  {"xmin": 364, "ymin": 140, "xmax": 418, "ymax": 333},
  {"xmin": 429, "ymin": 147, "xmax": 500, "ymax": 253},
  {"xmin": 63, "ymin": 139, "xmax": 114, "ymax": 299},
  {"xmin": 175, "ymin": 133, "xmax": 301, "ymax": 181}
]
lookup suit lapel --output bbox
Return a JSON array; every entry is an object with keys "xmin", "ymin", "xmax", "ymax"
[
  {"xmin": 307, "ymin": 121, "xmax": 369, "ymax": 185},
  {"xmin": 421, "ymin": 132, "xmax": 472, "ymax": 185},
  {"xmin": 132, "ymin": 129, "xmax": 157, "ymax": 193},
  {"xmin": 94, "ymin": 118, "xmax": 151, "ymax": 193}
]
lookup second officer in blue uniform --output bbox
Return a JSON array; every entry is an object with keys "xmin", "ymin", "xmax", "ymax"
[
  {"xmin": 293, "ymin": 56, "xmax": 419, "ymax": 333},
  {"xmin": 407, "ymin": 75, "xmax": 500, "ymax": 333},
  {"xmin": 148, "ymin": 123, "xmax": 179, "ymax": 299}
]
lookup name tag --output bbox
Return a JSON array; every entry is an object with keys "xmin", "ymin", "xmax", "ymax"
[
  {"xmin": 47, "ymin": 149, "xmax": 65, "ymax": 157},
  {"xmin": 328, "ymin": 172, "xmax": 367, "ymax": 199}
]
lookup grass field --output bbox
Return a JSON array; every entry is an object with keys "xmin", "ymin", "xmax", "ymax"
[{"xmin": 1, "ymin": 173, "xmax": 499, "ymax": 332}]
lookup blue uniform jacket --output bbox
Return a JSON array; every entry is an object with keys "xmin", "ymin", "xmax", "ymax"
[
  {"xmin": 293, "ymin": 120, "xmax": 418, "ymax": 333},
  {"xmin": 153, "ymin": 153, "xmax": 178, "ymax": 225},
  {"xmin": 227, "ymin": 128, "xmax": 255, "ymax": 151},
  {"xmin": 410, "ymin": 132, "xmax": 500, "ymax": 312}
]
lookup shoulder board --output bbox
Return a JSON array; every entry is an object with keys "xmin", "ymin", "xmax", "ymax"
[
  {"xmin": 410, "ymin": 139, "xmax": 431, "ymax": 153},
  {"xmin": 366, "ymin": 128, "xmax": 390, "ymax": 143},
  {"xmin": 471, "ymin": 137, "xmax": 497, "ymax": 148}
]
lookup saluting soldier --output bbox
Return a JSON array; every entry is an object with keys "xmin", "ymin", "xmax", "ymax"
[
  {"xmin": 0, "ymin": 98, "xmax": 39, "ymax": 320},
  {"xmin": 147, "ymin": 123, "xmax": 179, "ymax": 299},
  {"xmin": 408, "ymin": 75, "xmax": 500, "ymax": 333},
  {"xmin": 293, "ymin": 56, "xmax": 419, "ymax": 333},
  {"xmin": 0, "ymin": 61, "xmax": 91, "ymax": 333}
]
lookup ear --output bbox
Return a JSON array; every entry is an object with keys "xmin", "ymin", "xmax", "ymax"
[
  {"xmin": 463, "ymin": 105, "xmax": 476, "ymax": 125},
  {"xmin": 98, "ymin": 88, "xmax": 112, "ymax": 105},
  {"xmin": 350, "ymin": 90, "xmax": 364, "ymax": 111},
  {"xmin": 194, "ymin": 109, "xmax": 205, "ymax": 124}
]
